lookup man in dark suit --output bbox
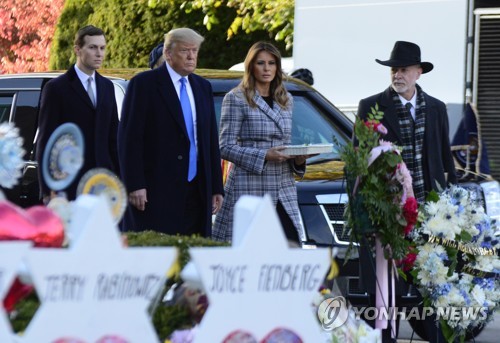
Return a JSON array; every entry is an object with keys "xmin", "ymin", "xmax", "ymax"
[
  {"xmin": 356, "ymin": 41, "xmax": 457, "ymax": 343},
  {"xmin": 36, "ymin": 25, "xmax": 119, "ymax": 202},
  {"xmin": 118, "ymin": 28, "xmax": 224, "ymax": 237}
]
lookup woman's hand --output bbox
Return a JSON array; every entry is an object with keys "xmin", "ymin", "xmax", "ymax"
[
  {"xmin": 294, "ymin": 153, "xmax": 319, "ymax": 166},
  {"xmin": 265, "ymin": 146, "xmax": 292, "ymax": 163}
]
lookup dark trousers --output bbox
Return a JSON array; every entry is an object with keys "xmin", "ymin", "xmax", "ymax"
[
  {"xmin": 183, "ymin": 176, "xmax": 205, "ymax": 237},
  {"xmin": 276, "ymin": 201, "xmax": 300, "ymax": 244}
]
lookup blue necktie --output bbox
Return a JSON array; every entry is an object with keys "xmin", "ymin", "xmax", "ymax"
[{"xmin": 180, "ymin": 77, "xmax": 197, "ymax": 181}]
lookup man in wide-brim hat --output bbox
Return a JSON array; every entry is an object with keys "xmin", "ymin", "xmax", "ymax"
[
  {"xmin": 354, "ymin": 41, "xmax": 457, "ymax": 343},
  {"xmin": 358, "ymin": 40, "xmax": 456, "ymax": 201}
]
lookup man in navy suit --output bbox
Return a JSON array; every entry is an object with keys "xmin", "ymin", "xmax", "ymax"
[
  {"xmin": 118, "ymin": 28, "xmax": 224, "ymax": 236},
  {"xmin": 356, "ymin": 41, "xmax": 457, "ymax": 343},
  {"xmin": 36, "ymin": 25, "xmax": 119, "ymax": 202}
]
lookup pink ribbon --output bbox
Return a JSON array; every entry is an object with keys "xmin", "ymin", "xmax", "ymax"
[
  {"xmin": 375, "ymin": 237, "xmax": 396, "ymax": 338},
  {"xmin": 368, "ymin": 143, "xmax": 398, "ymax": 167}
]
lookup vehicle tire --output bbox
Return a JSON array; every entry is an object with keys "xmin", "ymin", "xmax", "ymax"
[{"xmin": 408, "ymin": 318, "xmax": 486, "ymax": 341}]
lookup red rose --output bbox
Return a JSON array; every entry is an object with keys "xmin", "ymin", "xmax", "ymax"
[
  {"xmin": 364, "ymin": 119, "xmax": 377, "ymax": 130},
  {"xmin": 402, "ymin": 252, "xmax": 417, "ymax": 272},
  {"xmin": 403, "ymin": 197, "xmax": 418, "ymax": 235}
]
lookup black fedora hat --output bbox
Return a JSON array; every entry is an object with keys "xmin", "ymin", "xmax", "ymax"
[{"xmin": 376, "ymin": 41, "xmax": 433, "ymax": 74}]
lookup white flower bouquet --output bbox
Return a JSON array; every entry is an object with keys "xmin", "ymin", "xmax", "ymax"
[{"xmin": 410, "ymin": 185, "xmax": 500, "ymax": 342}]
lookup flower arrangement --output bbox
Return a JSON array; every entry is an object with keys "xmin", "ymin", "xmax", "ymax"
[
  {"xmin": 409, "ymin": 185, "xmax": 500, "ymax": 342},
  {"xmin": 342, "ymin": 104, "xmax": 417, "ymax": 260},
  {"xmin": 0, "ymin": 122, "xmax": 25, "ymax": 190},
  {"xmin": 313, "ymin": 286, "xmax": 381, "ymax": 343}
]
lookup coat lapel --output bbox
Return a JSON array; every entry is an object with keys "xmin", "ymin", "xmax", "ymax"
[
  {"xmin": 157, "ymin": 67, "xmax": 189, "ymax": 137},
  {"xmin": 253, "ymin": 92, "xmax": 284, "ymax": 133},
  {"xmin": 189, "ymin": 74, "xmax": 206, "ymax": 131},
  {"xmin": 380, "ymin": 87, "xmax": 402, "ymax": 144},
  {"xmin": 67, "ymin": 66, "xmax": 95, "ymax": 109}
]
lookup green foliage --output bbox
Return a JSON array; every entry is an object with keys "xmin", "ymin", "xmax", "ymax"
[
  {"xmin": 50, "ymin": 0, "xmax": 289, "ymax": 70},
  {"xmin": 10, "ymin": 232, "xmax": 228, "ymax": 340},
  {"xmin": 9, "ymin": 292, "xmax": 40, "ymax": 333},
  {"xmin": 152, "ymin": 303, "xmax": 192, "ymax": 339},
  {"xmin": 181, "ymin": 0, "xmax": 294, "ymax": 50},
  {"xmin": 126, "ymin": 230, "xmax": 228, "ymax": 278}
]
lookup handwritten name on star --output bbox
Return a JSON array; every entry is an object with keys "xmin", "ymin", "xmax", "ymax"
[
  {"xmin": 94, "ymin": 273, "xmax": 162, "ymax": 301},
  {"xmin": 44, "ymin": 274, "xmax": 86, "ymax": 301},
  {"xmin": 209, "ymin": 264, "xmax": 247, "ymax": 293},
  {"xmin": 207, "ymin": 263, "xmax": 323, "ymax": 294},
  {"xmin": 258, "ymin": 263, "xmax": 322, "ymax": 292},
  {"xmin": 43, "ymin": 273, "xmax": 162, "ymax": 302}
]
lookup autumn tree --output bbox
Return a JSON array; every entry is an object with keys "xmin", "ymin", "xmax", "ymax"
[{"xmin": 0, "ymin": 0, "xmax": 64, "ymax": 73}]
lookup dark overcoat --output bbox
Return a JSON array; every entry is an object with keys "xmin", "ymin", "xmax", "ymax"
[
  {"xmin": 118, "ymin": 66, "xmax": 223, "ymax": 235},
  {"xmin": 36, "ymin": 65, "xmax": 120, "ymax": 200},
  {"xmin": 357, "ymin": 86, "xmax": 457, "ymax": 194}
]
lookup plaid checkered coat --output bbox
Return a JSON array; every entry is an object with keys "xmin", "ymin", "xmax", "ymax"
[{"xmin": 212, "ymin": 88, "xmax": 305, "ymax": 241}]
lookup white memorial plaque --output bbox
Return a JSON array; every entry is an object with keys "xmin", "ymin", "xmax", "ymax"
[
  {"xmin": 191, "ymin": 195, "xmax": 330, "ymax": 342},
  {"xmin": 23, "ymin": 195, "xmax": 176, "ymax": 343}
]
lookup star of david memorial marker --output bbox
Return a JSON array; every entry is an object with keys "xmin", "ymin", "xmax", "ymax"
[
  {"xmin": 190, "ymin": 195, "xmax": 331, "ymax": 342},
  {"xmin": 22, "ymin": 195, "xmax": 176, "ymax": 343}
]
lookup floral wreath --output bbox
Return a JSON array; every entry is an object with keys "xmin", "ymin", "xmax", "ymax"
[
  {"xmin": 0, "ymin": 122, "xmax": 25, "ymax": 190},
  {"xmin": 342, "ymin": 104, "xmax": 417, "ymax": 261},
  {"xmin": 409, "ymin": 185, "xmax": 500, "ymax": 342}
]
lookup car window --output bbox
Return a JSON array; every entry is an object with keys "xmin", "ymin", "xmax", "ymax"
[
  {"xmin": 112, "ymin": 81, "xmax": 126, "ymax": 119},
  {"xmin": 213, "ymin": 93, "xmax": 348, "ymax": 162},
  {"xmin": 0, "ymin": 95, "xmax": 13, "ymax": 123},
  {"xmin": 291, "ymin": 95, "xmax": 347, "ymax": 162},
  {"xmin": 12, "ymin": 91, "xmax": 41, "ymax": 156}
]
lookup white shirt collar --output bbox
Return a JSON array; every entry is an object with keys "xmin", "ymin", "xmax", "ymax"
[
  {"xmin": 74, "ymin": 64, "xmax": 95, "ymax": 85},
  {"xmin": 398, "ymin": 91, "xmax": 417, "ymax": 109},
  {"xmin": 165, "ymin": 62, "xmax": 186, "ymax": 87}
]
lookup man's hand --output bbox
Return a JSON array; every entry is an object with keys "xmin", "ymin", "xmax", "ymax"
[
  {"xmin": 212, "ymin": 194, "xmax": 223, "ymax": 214},
  {"xmin": 129, "ymin": 188, "xmax": 147, "ymax": 211}
]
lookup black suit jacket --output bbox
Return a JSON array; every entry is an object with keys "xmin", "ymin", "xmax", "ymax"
[
  {"xmin": 357, "ymin": 86, "xmax": 457, "ymax": 194},
  {"xmin": 36, "ymin": 66, "xmax": 120, "ymax": 200},
  {"xmin": 118, "ymin": 66, "xmax": 223, "ymax": 235}
]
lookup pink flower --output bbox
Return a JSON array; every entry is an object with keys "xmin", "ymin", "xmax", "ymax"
[
  {"xmin": 171, "ymin": 328, "xmax": 197, "ymax": 343},
  {"xmin": 395, "ymin": 163, "xmax": 413, "ymax": 202},
  {"xmin": 376, "ymin": 123, "xmax": 388, "ymax": 135}
]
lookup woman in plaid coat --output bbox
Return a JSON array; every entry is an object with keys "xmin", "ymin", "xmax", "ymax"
[{"xmin": 212, "ymin": 42, "xmax": 311, "ymax": 243}]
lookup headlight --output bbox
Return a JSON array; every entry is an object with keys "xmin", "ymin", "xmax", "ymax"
[{"xmin": 480, "ymin": 180, "xmax": 500, "ymax": 222}]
